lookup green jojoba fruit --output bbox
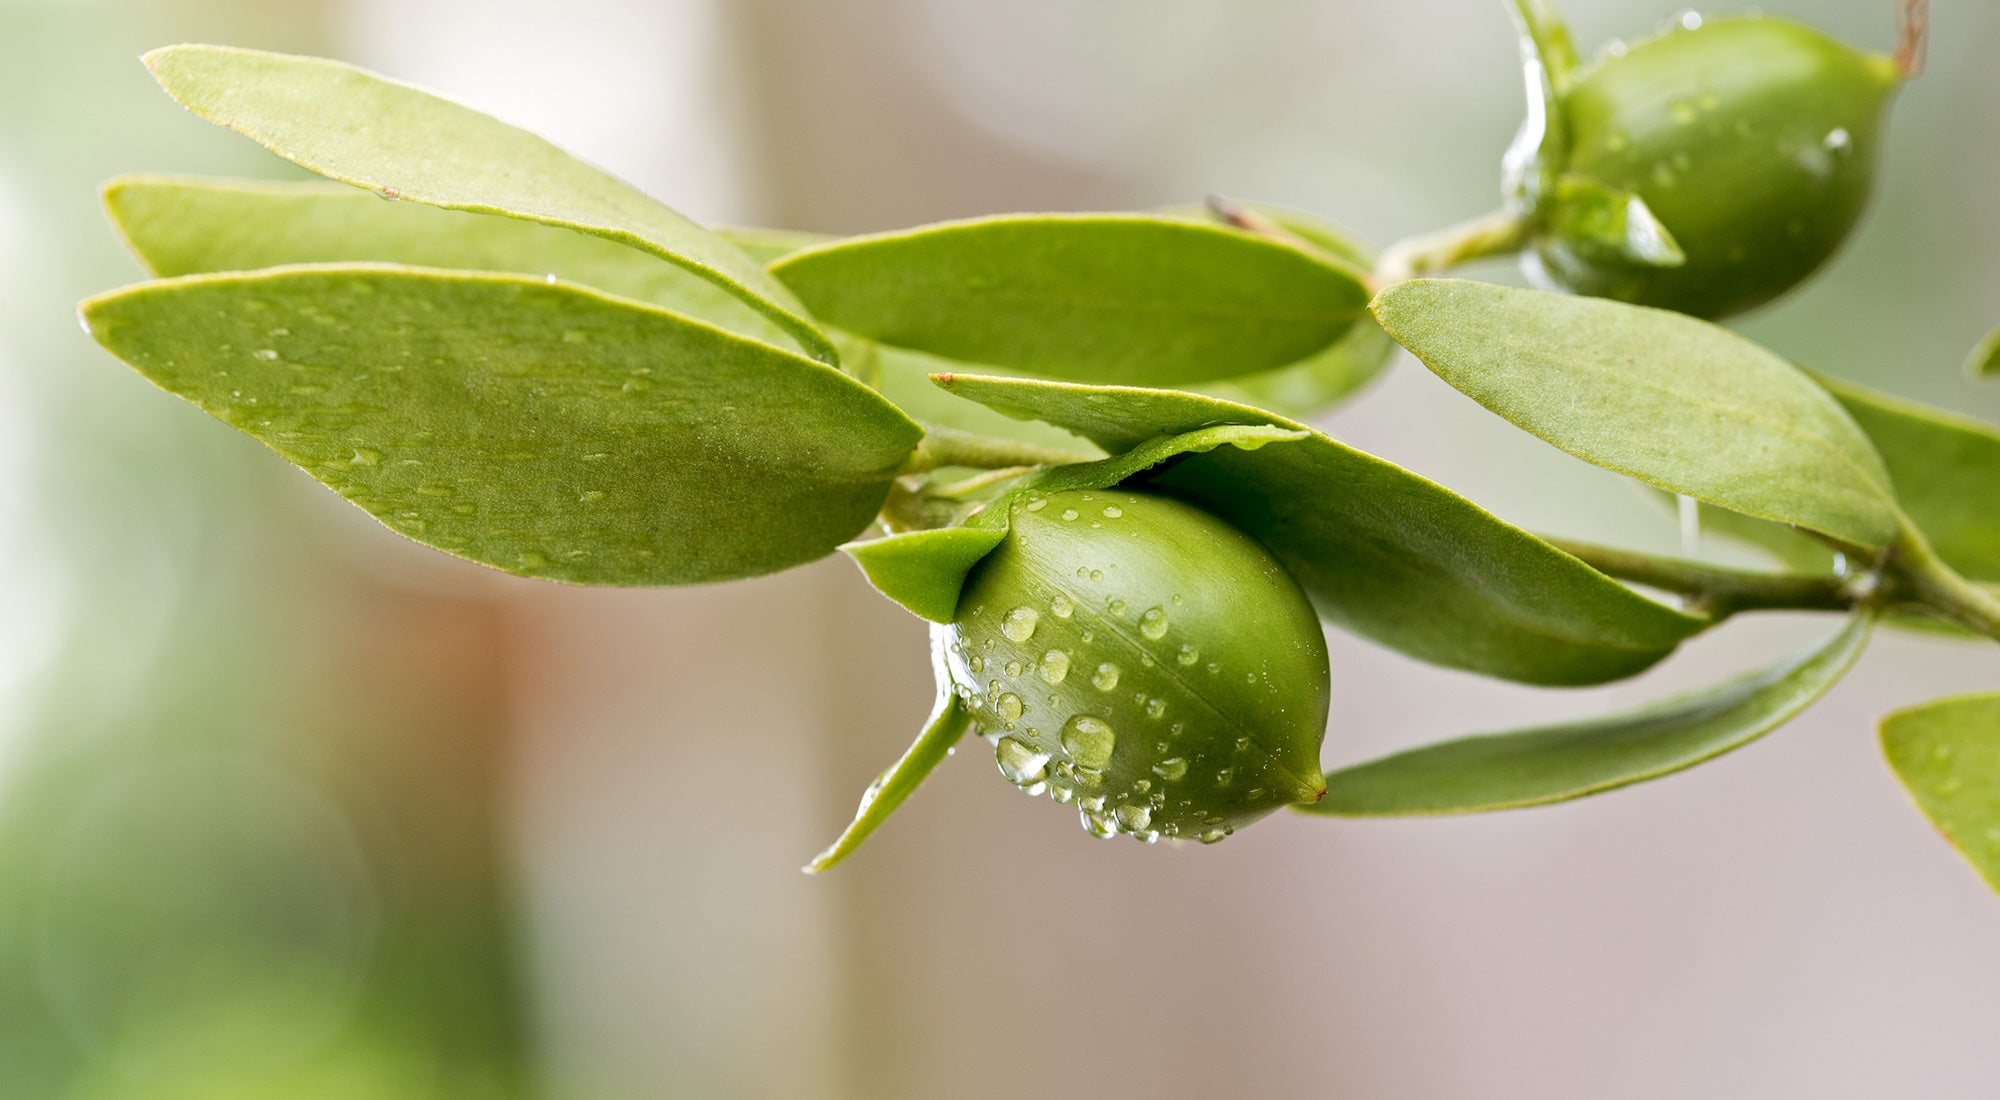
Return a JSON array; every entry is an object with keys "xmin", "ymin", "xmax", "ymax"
[
  {"xmin": 942, "ymin": 489, "xmax": 1329, "ymax": 844},
  {"xmin": 1536, "ymin": 13, "xmax": 1901, "ymax": 319}
]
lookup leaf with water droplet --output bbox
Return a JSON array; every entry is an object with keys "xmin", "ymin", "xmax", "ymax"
[
  {"xmin": 1374, "ymin": 279, "xmax": 1901, "ymax": 549},
  {"xmin": 770, "ymin": 213, "xmax": 1368, "ymax": 386},
  {"xmin": 1307, "ymin": 612, "xmax": 1872, "ymax": 816},
  {"xmin": 139, "ymin": 45, "xmax": 837, "ymax": 365},
  {"xmin": 1880, "ymin": 692, "xmax": 2000, "ymax": 898},
  {"xmin": 81, "ymin": 266, "xmax": 921, "ymax": 584},
  {"xmin": 103, "ymin": 174, "xmax": 810, "ymax": 355},
  {"xmin": 843, "ymin": 527, "xmax": 1008, "ymax": 624},
  {"xmin": 935, "ymin": 373, "xmax": 1706, "ymax": 685},
  {"xmin": 1539, "ymin": 174, "xmax": 1686, "ymax": 269},
  {"xmin": 808, "ymin": 629, "xmax": 972, "ymax": 873}
]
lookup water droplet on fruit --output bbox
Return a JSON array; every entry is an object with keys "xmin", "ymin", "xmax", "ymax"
[
  {"xmin": 1025, "ymin": 496, "xmax": 1048, "ymax": 512},
  {"xmin": 1177, "ymin": 644, "xmax": 1199, "ymax": 667},
  {"xmin": 252, "ymin": 348, "xmax": 280, "ymax": 361},
  {"xmin": 1049, "ymin": 595, "xmax": 1074, "ymax": 619},
  {"xmin": 1001, "ymin": 607, "xmax": 1039, "ymax": 642},
  {"xmin": 1198, "ymin": 826, "xmax": 1232, "ymax": 844},
  {"xmin": 1152, "ymin": 758, "xmax": 1189, "ymax": 781},
  {"xmin": 995, "ymin": 736, "xmax": 1049, "ymax": 785},
  {"xmin": 1144, "ymin": 698, "xmax": 1166, "ymax": 720},
  {"xmin": 1061, "ymin": 508, "xmax": 1079, "ymax": 521},
  {"xmin": 1080, "ymin": 807, "xmax": 1117, "ymax": 838},
  {"xmin": 1091, "ymin": 663, "xmax": 1121, "ymax": 691},
  {"xmin": 1038, "ymin": 650, "xmax": 1071, "ymax": 684},
  {"xmin": 1004, "ymin": 661, "xmax": 1023, "ymax": 677},
  {"xmin": 1103, "ymin": 505, "xmax": 1122, "ymax": 518},
  {"xmin": 1114, "ymin": 804, "xmax": 1152, "ymax": 833},
  {"xmin": 1061, "ymin": 715, "xmax": 1116, "ymax": 767},
  {"xmin": 995, "ymin": 693, "xmax": 1024, "ymax": 723},
  {"xmin": 1139, "ymin": 607, "xmax": 1169, "ymax": 640}
]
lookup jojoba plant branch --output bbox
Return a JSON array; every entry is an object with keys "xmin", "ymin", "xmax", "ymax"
[{"xmin": 71, "ymin": 1, "xmax": 2000, "ymax": 898}]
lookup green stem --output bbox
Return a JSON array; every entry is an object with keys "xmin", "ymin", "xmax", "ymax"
[
  {"xmin": 1548, "ymin": 538, "xmax": 1854, "ymax": 621},
  {"xmin": 1376, "ymin": 210, "xmax": 1531, "ymax": 284},
  {"xmin": 1890, "ymin": 525, "xmax": 2000, "ymax": 641},
  {"xmin": 1507, "ymin": 0, "xmax": 1580, "ymax": 90},
  {"xmin": 896, "ymin": 426, "xmax": 1097, "ymax": 475}
]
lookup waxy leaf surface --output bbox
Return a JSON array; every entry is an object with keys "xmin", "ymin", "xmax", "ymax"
[
  {"xmin": 1311, "ymin": 612, "xmax": 1873, "ymax": 815},
  {"xmin": 142, "ymin": 45, "xmax": 837, "ymax": 364},
  {"xmin": 82, "ymin": 266, "xmax": 920, "ymax": 585},
  {"xmin": 937, "ymin": 374, "xmax": 1707, "ymax": 685},
  {"xmin": 1881, "ymin": 693, "xmax": 2000, "ymax": 896},
  {"xmin": 1375, "ymin": 280, "xmax": 1900, "ymax": 549},
  {"xmin": 104, "ymin": 174, "xmax": 799, "ymax": 352},
  {"xmin": 771, "ymin": 214, "xmax": 1368, "ymax": 386}
]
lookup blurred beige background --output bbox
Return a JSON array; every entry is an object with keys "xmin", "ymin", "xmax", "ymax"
[{"xmin": 2, "ymin": 0, "xmax": 1998, "ymax": 1097}]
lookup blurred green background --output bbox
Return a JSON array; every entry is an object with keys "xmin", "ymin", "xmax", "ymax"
[{"xmin": 1, "ymin": 1, "xmax": 1996, "ymax": 1097}]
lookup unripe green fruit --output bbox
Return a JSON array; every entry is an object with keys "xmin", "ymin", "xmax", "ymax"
[
  {"xmin": 1536, "ymin": 14, "xmax": 1899, "ymax": 319},
  {"xmin": 942, "ymin": 489, "xmax": 1329, "ymax": 844}
]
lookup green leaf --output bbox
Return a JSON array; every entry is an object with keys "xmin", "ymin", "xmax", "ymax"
[
  {"xmin": 104, "ymin": 174, "xmax": 802, "ymax": 353},
  {"xmin": 1541, "ymin": 174, "xmax": 1685, "ymax": 268},
  {"xmin": 1967, "ymin": 323, "xmax": 2000, "ymax": 379},
  {"xmin": 847, "ymin": 423, "xmax": 1305, "ymax": 623},
  {"xmin": 866, "ymin": 341, "xmax": 1102, "ymax": 454},
  {"xmin": 1881, "ymin": 693, "xmax": 2000, "ymax": 896},
  {"xmin": 1813, "ymin": 373, "xmax": 2000, "ymax": 582},
  {"xmin": 935, "ymin": 373, "xmax": 1708, "ymax": 685},
  {"xmin": 1375, "ymin": 279, "xmax": 1901, "ymax": 549},
  {"xmin": 844, "ymin": 527, "xmax": 1008, "ymax": 624},
  {"xmin": 717, "ymin": 225, "xmax": 831, "ymax": 266},
  {"xmin": 770, "ymin": 214, "xmax": 1369, "ymax": 386},
  {"xmin": 141, "ymin": 44, "xmax": 838, "ymax": 366},
  {"xmin": 1310, "ymin": 611, "xmax": 1874, "ymax": 816},
  {"xmin": 806, "ymin": 631, "xmax": 972, "ymax": 873},
  {"xmin": 81, "ymin": 265, "xmax": 921, "ymax": 585},
  {"xmin": 1193, "ymin": 312, "xmax": 1396, "ymax": 419}
]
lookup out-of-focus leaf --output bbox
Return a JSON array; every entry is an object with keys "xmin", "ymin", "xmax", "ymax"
[
  {"xmin": 1881, "ymin": 692, "xmax": 2000, "ymax": 896},
  {"xmin": 1814, "ymin": 373, "xmax": 2000, "ymax": 582},
  {"xmin": 935, "ymin": 373, "xmax": 1707, "ymax": 685},
  {"xmin": 718, "ymin": 225, "xmax": 831, "ymax": 266},
  {"xmin": 1195, "ymin": 313, "xmax": 1396, "ymax": 419},
  {"xmin": 1310, "ymin": 611, "xmax": 1873, "ymax": 815},
  {"xmin": 1967, "ymin": 323, "xmax": 2000, "ymax": 379},
  {"xmin": 141, "ymin": 45, "xmax": 838, "ymax": 365},
  {"xmin": 103, "ymin": 174, "xmax": 800, "ymax": 352},
  {"xmin": 771, "ymin": 214, "xmax": 1369, "ymax": 386},
  {"xmin": 1375, "ymin": 279, "xmax": 1901, "ymax": 549},
  {"xmin": 1541, "ymin": 174, "xmax": 1685, "ymax": 267},
  {"xmin": 806, "ymin": 631, "xmax": 973, "ymax": 873},
  {"xmin": 81, "ymin": 265, "xmax": 921, "ymax": 585}
]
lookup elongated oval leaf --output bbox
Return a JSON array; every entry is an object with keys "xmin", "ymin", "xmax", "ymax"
[
  {"xmin": 1309, "ymin": 611, "xmax": 1873, "ymax": 815},
  {"xmin": 1881, "ymin": 693, "xmax": 2000, "ymax": 896},
  {"xmin": 935, "ymin": 373, "xmax": 1708, "ymax": 685},
  {"xmin": 81, "ymin": 265, "xmax": 921, "ymax": 585},
  {"xmin": 807, "ymin": 629, "xmax": 973, "ymax": 873},
  {"xmin": 771, "ymin": 214, "xmax": 1368, "ymax": 386},
  {"xmin": 1814, "ymin": 373, "xmax": 2000, "ymax": 582},
  {"xmin": 141, "ymin": 45, "xmax": 838, "ymax": 365},
  {"xmin": 104, "ymin": 174, "xmax": 801, "ymax": 352},
  {"xmin": 1374, "ymin": 279, "xmax": 1901, "ymax": 549}
]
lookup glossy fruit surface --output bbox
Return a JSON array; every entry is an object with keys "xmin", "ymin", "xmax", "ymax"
[
  {"xmin": 1538, "ymin": 14, "xmax": 1899, "ymax": 319},
  {"xmin": 942, "ymin": 488, "xmax": 1329, "ymax": 843}
]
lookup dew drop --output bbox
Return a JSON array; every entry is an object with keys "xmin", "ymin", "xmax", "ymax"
[
  {"xmin": 995, "ymin": 693, "xmax": 1024, "ymax": 723},
  {"xmin": 1114, "ymin": 804, "xmax": 1152, "ymax": 833},
  {"xmin": 1005, "ymin": 661, "xmax": 1023, "ymax": 677},
  {"xmin": 1144, "ymin": 698, "xmax": 1166, "ymax": 720},
  {"xmin": 1198, "ymin": 826, "xmax": 1232, "ymax": 845},
  {"xmin": 251, "ymin": 348, "xmax": 280, "ymax": 361},
  {"xmin": 1061, "ymin": 508, "xmax": 1080, "ymax": 521},
  {"xmin": 1037, "ymin": 650, "xmax": 1071, "ymax": 684},
  {"xmin": 1823, "ymin": 127, "xmax": 1851, "ymax": 152},
  {"xmin": 1061, "ymin": 714, "xmax": 1116, "ymax": 767},
  {"xmin": 1080, "ymin": 808, "xmax": 1117, "ymax": 839},
  {"xmin": 1102, "ymin": 505, "xmax": 1122, "ymax": 518},
  {"xmin": 1089, "ymin": 570, "xmax": 1103, "ymax": 582},
  {"xmin": 1090, "ymin": 663, "xmax": 1121, "ymax": 692},
  {"xmin": 1152, "ymin": 757, "xmax": 1189, "ymax": 781},
  {"xmin": 1138, "ymin": 607, "xmax": 1169, "ymax": 640},
  {"xmin": 1051, "ymin": 786, "xmax": 1076, "ymax": 804},
  {"xmin": 968, "ymin": 655, "xmax": 985, "ymax": 674},
  {"xmin": 995, "ymin": 736, "xmax": 1048, "ymax": 785},
  {"xmin": 1177, "ymin": 644, "xmax": 1199, "ymax": 667},
  {"xmin": 1078, "ymin": 794, "xmax": 1106, "ymax": 813},
  {"xmin": 1049, "ymin": 594, "xmax": 1074, "ymax": 619},
  {"xmin": 1073, "ymin": 766, "xmax": 1104, "ymax": 788},
  {"xmin": 1025, "ymin": 496, "xmax": 1048, "ymax": 512},
  {"xmin": 1001, "ymin": 607, "xmax": 1039, "ymax": 643},
  {"xmin": 1216, "ymin": 767, "xmax": 1235, "ymax": 786},
  {"xmin": 349, "ymin": 448, "xmax": 382, "ymax": 467},
  {"xmin": 1021, "ymin": 781, "xmax": 1048, "ymax": 798}
]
